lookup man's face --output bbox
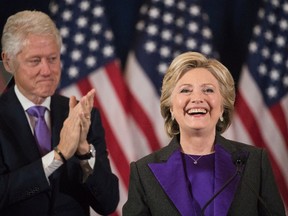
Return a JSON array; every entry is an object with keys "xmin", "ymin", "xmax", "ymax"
[{"xmin": 7, "ymin": 34, "xmax": 61, "ymax": 104}]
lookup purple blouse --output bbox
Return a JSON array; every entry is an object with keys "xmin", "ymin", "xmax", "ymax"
[{"xmin": 182, "ymin": 152, "xmax": 215, "ymax": 216}]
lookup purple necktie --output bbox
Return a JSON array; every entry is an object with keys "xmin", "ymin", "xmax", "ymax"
[{"xmin": 27, "ymin": 106, "xmax": 51, "ymax": 155}]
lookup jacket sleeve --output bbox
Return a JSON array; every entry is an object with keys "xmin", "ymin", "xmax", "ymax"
[
  {"xmin": 0, "ymin": 125, "xmax": 51, "ymax": 209},
  {"xmin": 122, "ymin": 162, "xmax": 151, "ymax": 216},
  {"xmin": 260, "ymin": 149, "xmax": 286, "ymax": 216}
]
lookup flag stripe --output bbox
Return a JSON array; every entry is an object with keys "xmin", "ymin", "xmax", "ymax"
[
  {"xmin": 128, "ymin": 91, "xmax": 162, "ymax": 151},
  {"xmin": 78, "ymin": 75, "xmax": 131, "ymax": 188},
  {"xmin": 229, "ymin": 64, "xmax": 288, "ymax": 209},
  {"xmin": 125, "ymin": 52, "xmax": 169, "ymax": 147},
  {"xmin": 239, "ymin": 69, "xmax": 288, "ymax": 175},
  {"xmin": 105, "ymin": 60, "xmax": 163, "ymax": 152},
  {"xmin": 93, "ymin": 91, "xmax": 130, "ymax": 189},
  {"xmin": 236, "ymin": 91, "xmax": 288, "ymax": 205},
  {"xmin": 270, "ymin": 104, "xmax": 288, "ymax": 147},
  {"xmin": 88, "ymin": 68, "xmax": 132, "ymax": 187},
  {"xmin": 89, "ymin": 66, "xmax": 134, "ymax": 161}
]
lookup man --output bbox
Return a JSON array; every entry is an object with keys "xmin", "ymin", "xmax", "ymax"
[{"xmin": 0, "ymin": 10, "xmax": 119, "ymax": 216}]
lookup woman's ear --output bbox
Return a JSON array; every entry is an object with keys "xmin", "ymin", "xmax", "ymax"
[{"xmin": 1, "ymin": 52, "xmax": 14, "ymax": 74}]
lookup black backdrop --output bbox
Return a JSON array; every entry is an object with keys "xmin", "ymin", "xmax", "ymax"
[{"xmin": 0, "ymin": 0, "xmax": 262, "ymax": 85}]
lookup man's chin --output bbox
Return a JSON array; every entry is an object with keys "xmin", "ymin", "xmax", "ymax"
[{"xmin": 40, "ymin": 89, "xmax": 56, "ymax": 98}]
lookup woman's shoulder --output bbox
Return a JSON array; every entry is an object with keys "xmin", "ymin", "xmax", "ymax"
[
  {"xmin": 134, "ymin": 138, "xmax": 179, "ymax": 165},
  {"xmin": 218, "ymin": 134, "xmax": 265, "ymax": 154}
]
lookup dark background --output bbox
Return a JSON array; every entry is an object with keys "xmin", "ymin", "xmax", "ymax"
[{"xmin": 0, "ymin": 0, "xmax": 262, "ymax": 85}]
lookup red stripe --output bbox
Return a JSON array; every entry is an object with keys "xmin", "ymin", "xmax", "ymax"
[
  {"xmin": 77, "ymin": 77, "xmax": 130, "ymax": 189},
  {"xmin": 128, "ymin": 92, "xmax": 162, "ymax": 151},
  {"xmin": 110, "ymin": 212, "xmax": 119, "ymax": 216},
  {"xmin": 270, "ymin": 103, "xmax": 288, "ymax": 148},
  {"xmin": 236, "ymin": 92, "xmax": 288, "ymax": 207},
  {"xmin": 104, "ymin": 61, "xmax": 130, "ymax": 112},
  {"xmin": 105, "ymin": 61, "xmax": 162, "ymax": 151}
]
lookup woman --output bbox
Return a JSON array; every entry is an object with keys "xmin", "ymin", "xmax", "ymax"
[{"xmin": 122, "ymin": 52, "xmax": 285, "ymax": 215}]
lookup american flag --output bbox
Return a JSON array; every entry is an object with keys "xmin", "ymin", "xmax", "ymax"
[
  {"xmin": 124, "ymin": 0, "xmax": 217, "ymax": 167},
  {"xmin": 224, "ymin": 0, "xmax": 288, "ymax": 211},
  {"xmin": 49, "ymin": 0, "xmax": 217, "ymax": 215}
]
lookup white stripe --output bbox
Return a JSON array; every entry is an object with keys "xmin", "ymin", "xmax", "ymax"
[
  {"xmin": 88, "ymin": 68, "xmax": 138, "ymax": 162},
  {"xmin": 128, "ymin": 117, "xmax": 154, "ymax": 161},
  {"xmin": 223, "ymin": 113, "xmax": 253, "ymax": 145},
  {"xmin": 281, "ymin": 94, "xmax": 288, "ymax": 124},
  {"xmin": 239, "ymin": 66, "xmax": 288, "ymax": 186},
  {"xmin": 60, "ymin": 85, "xmax": 83, "ymax": 100},
  {"xmin": 125, "ymin": 52, "xmax": 170, "ymax": 147}
]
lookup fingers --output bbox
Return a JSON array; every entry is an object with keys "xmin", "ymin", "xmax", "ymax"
[
  {"xmin": 80, "ymin": 89, "xmax": 95, "ymax": 110},
  {"xmin": 79, "ymin": 111, "xmax": 91, "ymax": 127},
  {"xmin": 69, "ymin": 95, "xmax": 77, "ymax": 109},
  {"xmin": 58, "ymin": 90, "xmax": 95, "ymax": 159},
  {"xmin": 79, "ymin": 89, "xmax": 95, "ymax": 119},
  {"xmin": 68, "ymin": 89, "xmax": 95, "ymax": 118}
]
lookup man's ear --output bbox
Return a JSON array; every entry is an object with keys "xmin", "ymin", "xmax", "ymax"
[{"xmin": 1, "ymin": 52, "xmax": 14, "ymax": 74}]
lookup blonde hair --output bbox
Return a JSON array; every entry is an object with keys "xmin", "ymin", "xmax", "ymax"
[
  {"xmin": 1, "ymin": 10, "xmax": 61, "ymax": 59},
  {"xmin": 160, "ymin": 51, "xmax": 235, "ymax": 137}
]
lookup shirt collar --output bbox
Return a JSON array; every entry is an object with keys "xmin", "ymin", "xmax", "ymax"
[{"xmin": 14, "ymin": 85, "xmax": 51, "ymax": 111}]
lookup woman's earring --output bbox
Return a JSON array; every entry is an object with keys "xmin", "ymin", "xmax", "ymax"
[
  {"xmin": 171, "ymin": 113, "xmax": 174, "ymax": 121},
  {"xmin": 220, "ymin": 116, "xmax": 224, "ymax": 122}
]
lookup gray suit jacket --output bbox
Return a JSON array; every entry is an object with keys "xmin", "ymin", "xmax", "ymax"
[{"xmin": 123, "ymin": 135, "xmax": 285, "ymax": 216}]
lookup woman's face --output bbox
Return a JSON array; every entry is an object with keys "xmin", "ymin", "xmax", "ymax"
[{"xmin": 170, "ymin": 68, "xmax": 223, "ymax": 135}]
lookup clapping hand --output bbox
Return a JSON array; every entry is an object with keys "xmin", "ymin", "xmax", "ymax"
[{"xmin": 56, "ymin": 89, "xmax": 96, "ymax": 161}]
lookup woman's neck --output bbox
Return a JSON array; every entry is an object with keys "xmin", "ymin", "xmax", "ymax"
[{"xmin": 180, "ymin": 131, "xmax": 216, "ymax": 155}]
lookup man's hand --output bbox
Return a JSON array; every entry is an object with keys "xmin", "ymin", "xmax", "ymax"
[
  {"xmin": 77, "ymin": 89, "xmax": 95, "ymax": 155},
  {"xmin": 55, "ymin": 89, "xmax": 96, "ymax": 161}
]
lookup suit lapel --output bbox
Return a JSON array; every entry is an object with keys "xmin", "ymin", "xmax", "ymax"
[
  {"xmin": 214, "ymin": 143, "xmax": 240, "ymax": 215},
  {"xmin": 148, "ymin": 142, "xmax": 194, "ymax": 216},
  {"xmin": 0, "ymin": 88, "xmax": 41, "ymax": 162}
]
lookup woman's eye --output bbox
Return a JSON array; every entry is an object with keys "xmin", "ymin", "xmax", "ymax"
[
  {"xmin": 203, "ymin": 88, "xmax": 214, "ymax": 93},
  {"xmin": 180, "ymin": 88, "xmax": 191, "ymax": 93}
]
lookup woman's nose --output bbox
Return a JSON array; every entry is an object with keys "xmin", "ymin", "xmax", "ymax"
[{"xmin": 190, "ymin": 91, "xmax": 204, "ymax": 103}]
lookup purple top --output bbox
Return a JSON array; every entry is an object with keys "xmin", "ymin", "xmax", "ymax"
[{"xmin": 182, "ymin": 152, "xmax": 215, "ymax": 216}]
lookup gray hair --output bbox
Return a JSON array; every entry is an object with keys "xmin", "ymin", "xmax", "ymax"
[{"xmin": 1, "ymin": 10, "xmax": 62, "ymax": 59}]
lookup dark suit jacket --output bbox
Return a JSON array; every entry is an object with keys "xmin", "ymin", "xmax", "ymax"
[
  {"xmin": 123, "ymin": 134, "xmax": 285, "ymax": 216},
  {"xmin": 0, "ymin": 87, "xmax": 119, "ymax": 216}
]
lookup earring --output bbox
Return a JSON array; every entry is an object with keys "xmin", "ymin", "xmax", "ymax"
[
  {"xmin": 171, "ymin": 112, "xmax": 174, "ymax": 121},
  {"xmin": 220, "ymin": 116, "xmax": 224, "ymax": 122}
]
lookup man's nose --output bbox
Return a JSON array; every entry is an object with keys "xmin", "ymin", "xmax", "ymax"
[{"xmin": 40, "ymin": 58, "xmax": 52, "ymax": 75}]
